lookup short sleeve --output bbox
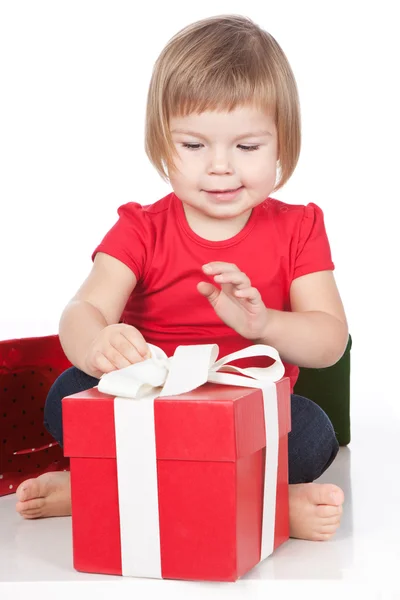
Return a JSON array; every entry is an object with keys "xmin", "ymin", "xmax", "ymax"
[
  {"xmin": 91, "ymin": 202, "xmax": 152, "ymax": 281},
  {"xmin": 293, "ymin": 203, "xmax": 335, "ymax": 280}
]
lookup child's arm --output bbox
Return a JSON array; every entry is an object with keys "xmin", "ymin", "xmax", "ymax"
[
  {"xmin": 262, "ymin": 270, "xmax": 348, "ymax": 368},
  {"xmin": 198, "ymin": 263, "xmax": 348, "ymax": 369},
  {"xmin": 59, "ymin": 252, "xmax": 149, "ymax": 377}
]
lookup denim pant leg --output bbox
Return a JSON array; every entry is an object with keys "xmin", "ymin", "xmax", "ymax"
[
  {"xmin": 288, "ymin": 394, "xmax": 339, "ymax": 484},
  {"xmin": 44, "ymin": 366, "xmax": 100, "ymax": 448}
]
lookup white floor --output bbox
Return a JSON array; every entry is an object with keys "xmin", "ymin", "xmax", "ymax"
[{"xmin": 1, "ymin": 399, "xmax": 399, "ymax": 600}]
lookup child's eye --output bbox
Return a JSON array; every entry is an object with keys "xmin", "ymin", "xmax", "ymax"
[
  {"xmin": 182, "ymin": 143, "xmax": 203, "ymax": 150},
  {"xmin": 181, "ymin": 143, "xmax": 260, "ymax": 152},
  {"xmin": 238, "ymin": 145, "xmax": 260, "ymax": 152}
]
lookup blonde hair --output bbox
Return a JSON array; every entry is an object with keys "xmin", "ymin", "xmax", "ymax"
[{"xmin": 145, "ymin": 15, "xmax": 301, "ymax": 192}]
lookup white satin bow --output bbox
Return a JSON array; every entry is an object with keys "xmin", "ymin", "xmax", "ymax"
[{"xmin": 98, "ymin": 342, "xmax": 285, "ymax": 398}]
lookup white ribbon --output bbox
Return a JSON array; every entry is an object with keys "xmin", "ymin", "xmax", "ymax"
[{"xmin": 98, "ymin": 343, "xmax": 285, "ymax": 579}]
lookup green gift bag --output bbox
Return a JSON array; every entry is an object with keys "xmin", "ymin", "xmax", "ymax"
[{"xmin": 294, "ymin": 335, "xmax": 352, "ymax": 446}]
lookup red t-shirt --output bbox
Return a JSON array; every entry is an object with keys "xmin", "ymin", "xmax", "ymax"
[{"xmin": 92, "ymin": 192, "xmax": 334, "ymax": 392}]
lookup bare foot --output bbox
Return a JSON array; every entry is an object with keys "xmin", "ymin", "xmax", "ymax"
[
  {"xmin": 289, "ymin": 482, "xmax": 344, "ymax": 541},
  {"xmin": 15, "ymin": 471, "xmax": 72, "ymax": 519},
  {"xmin": 15, "ymin": 470, "xmax": 343, "ymax": 538}
]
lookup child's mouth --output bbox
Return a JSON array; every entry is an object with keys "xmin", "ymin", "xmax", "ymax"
[{"xmin": 204, "ymin": 186, "xmax": 244, "ymax": 201}]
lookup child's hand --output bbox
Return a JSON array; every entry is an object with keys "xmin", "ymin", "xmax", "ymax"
[
  {"xmin": 197, "ymin": 262, "xmax": 269, "ymax": 341},
  {"xmin": 84, "ymin": 323, "xmax": 151, "ymax": 377}
]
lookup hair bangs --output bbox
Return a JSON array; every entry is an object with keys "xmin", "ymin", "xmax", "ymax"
[{"xmin": 166, "ymin": 67, "xmax": 277, "ymax": 119}]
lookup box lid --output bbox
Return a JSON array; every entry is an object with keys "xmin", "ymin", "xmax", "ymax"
[{"xmin": 63, "ymin": 379, "xmax": 290, "ymax": 462}]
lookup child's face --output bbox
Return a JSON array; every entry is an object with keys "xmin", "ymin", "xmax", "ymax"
[{"xmin": 169, "ymin": 105, "xmax": 278, "ymax": 222}]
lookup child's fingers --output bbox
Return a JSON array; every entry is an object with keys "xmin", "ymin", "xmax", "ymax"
[
  {"xmin": 214, "ymin": 271, "xmax": 250, "ymax": 288},
  {"xmin": 197, "ymin": 281, "xmax": 221, "ymax": 306},
  {"xmin": 202, "ymin": 262, "xmax": 240, "ymax": 275},
  {"xmin": 203, "ymin": 262, "xmax": 251, "ymax": 289},
  {"xmin": 233, "ymin": 286, "xmax": 261, "ymax": 304},
  {"xmin": 93, "ymin": 351, "xmax": 118, "ymax": 374},
  {"xmin": 121, "ymin": 326, "xmax": 151, "ymax": 358},
  {"xmin": 113, "ymin": 342, "xmax": 145, "ymax": 366},
  {"xmin": 104, "ymin": 346, "xmax": 133, "ymax": 370},
  {"xmin": 114, "ymin": 334, "xmax": 149, "ymax": 364}
]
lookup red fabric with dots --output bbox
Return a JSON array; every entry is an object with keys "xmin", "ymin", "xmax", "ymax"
[{"xmin": 0, "ymin": 335, "xmax": 71, "ymax": 496}]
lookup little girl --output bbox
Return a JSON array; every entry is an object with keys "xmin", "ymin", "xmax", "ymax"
[{"xmin": 16, "ymin": 14, "xmax": 348, "ymax": 542}]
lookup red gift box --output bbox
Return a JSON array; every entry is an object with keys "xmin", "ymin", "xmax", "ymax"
[{"xmin": 63, "ymin": 371, "xmax": 291, "ymax": 582}]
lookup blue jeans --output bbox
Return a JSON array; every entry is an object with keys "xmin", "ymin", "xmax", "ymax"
[{"xmin": 44, "ymin": 366, "xmax": 339, "ymax": 484}]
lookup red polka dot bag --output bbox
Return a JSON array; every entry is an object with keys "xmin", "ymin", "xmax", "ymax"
[{"xmin": 0, "ymin": 335, "xmax": 71, "ymax": 496}]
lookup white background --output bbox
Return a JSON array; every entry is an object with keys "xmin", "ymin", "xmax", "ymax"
[{"xmin": 1, "ymin": 0, "xmax": 399, "ymax": 422}]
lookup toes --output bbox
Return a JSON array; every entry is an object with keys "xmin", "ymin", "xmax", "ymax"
[
  {"xmin": 289, "ymin": 483, "xmax": 343, "ymax": 542},
  {"xmin": 328, "ymin": 485, "xmax": 345, "ymax": 506},
  {"xmin": 15, "ymin": 472, "xmax": 71, "ymax": 519},
  {"xmin": 312, "ymin": 531, "xmax": 336, "ymax": 542},
  {"xmin": 19, "ymin": 509, "xmax": 44, "ymax": 520},
  {"xmin": 316, "ymin": 503, "xmax": 343, "ymax": 518},
  {"xmin": 321, "ymin": 522, "xmax": 340, "ymax": 533},
  {"xmin": 308, "ymin": 484, "xmax": 344, "ymax": 507},
  {"xmin": 16, "ymin": 478, "xmax": 43, "ymax": 502},
  {"xmin": 311, "ymin": 521, "xmax": 341, "ymax": 541},
  {"xmin": 17, "ymin": 501, "xmax": 45, "ymax": 519},
  {"xmin": 16, "ymin": 498, "xmax": 45, "ymax": 514},
  {"xmin": 16, "ymin": 479, "xmax": 35, "ymax": 501},
  {"xmin": 319, "ymin": 515, "xmax": 341, "ymax": 527}
]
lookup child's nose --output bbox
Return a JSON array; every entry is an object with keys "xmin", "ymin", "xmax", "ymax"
[{"xmin": 207, "ymin": 152, "xmax": 234, "ymax": 175}]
